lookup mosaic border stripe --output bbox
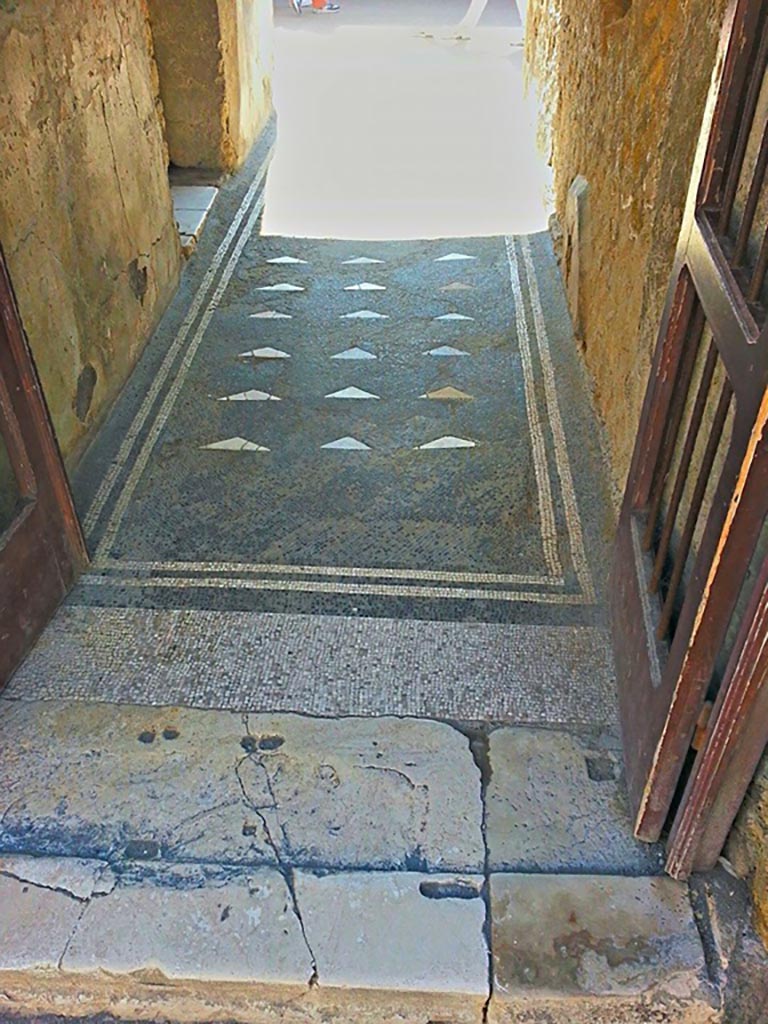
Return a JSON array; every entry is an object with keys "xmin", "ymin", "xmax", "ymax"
[
  {"xmin": 520, "ymin": 236, "xmax": 596, "ymax": 602},
  {"xmin": 83, "ymin": 573, "xmax": 588, "ymax": 604},
  {"xmin": 97, "ymin": 558, "xmax": 565, "ymax": 588},
  {"xmin": 84, "ymin": 146, "xmax": 274, "ymax": 539},
  {"xmin": 81, "ymin": 166, "xmax": 594, "ymax": 604},
  {"xmin": 5, "ymin": 606, "xmax": 618, "ymax": 725}
]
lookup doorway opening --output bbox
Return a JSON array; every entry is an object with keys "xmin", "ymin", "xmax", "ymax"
[
  {"xmin": 262, "ymin": 0, "xmax": 551, "ymax": 238},
  {"xmin": 1, "ymin": 1, "xmax": 767, "ymax": 1014}
]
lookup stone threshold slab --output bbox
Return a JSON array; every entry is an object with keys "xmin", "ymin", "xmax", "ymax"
[
  {"xmin": 0, "ymin": 859, "xmax": 488, "ymax": 1024},
  {"xmin": 0, "ymin": 856, "xmax": 721, "ymax": 1024},
  {"xmin": 489, "ymin": 874, "xmax": 720, "ymax": 1024},
  {"xmin": 0, "ymin": 703, "xmax": 484, "ymax": 873}
]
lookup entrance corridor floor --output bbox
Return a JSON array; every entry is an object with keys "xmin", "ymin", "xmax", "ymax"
[
  {"xmin": 8, "ymin": 125, "xmax": 614, "ymax": 724},
  {"xmin": 0, "ymin": 124, "xmax": 724, "ymax": 1023}
]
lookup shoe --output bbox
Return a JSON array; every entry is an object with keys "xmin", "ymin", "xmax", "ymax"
[{"xmin": 313, "ymin": 3, "xmax": 341, "ymax": 11}]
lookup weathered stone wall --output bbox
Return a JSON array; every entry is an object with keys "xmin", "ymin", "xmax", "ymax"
[
  {"xmin": 528, "ymin": 0, "xmax": 768, "ymax": 951},
  {"xmin": 225, "ymin": 0, "xmax": 274, "ymax": 167},
  {"xmin": 529, "ymin": 0, "xmax": 728, "ymax": 492},
  {"xmin": 730, "ymin": 751, "xmax": 768, "ymax": 948},
  {"xmin": 0, "ymin": 0, "xmax": 181, "ymax": 464},
  {"xmin": 146, "ymin": 0, "xmax": 273, "ymax": 171}
]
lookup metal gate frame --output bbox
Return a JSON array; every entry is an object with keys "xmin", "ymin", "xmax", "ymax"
[{"xmin": 611, "ymin": 0, "xmax": 768, "ymax": 862}]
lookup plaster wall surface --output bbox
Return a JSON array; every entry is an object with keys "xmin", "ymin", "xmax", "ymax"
[
  {"xmin": 146, "ymin": 0, "xmax": 273, "ymax": 171},
  {"xmin": 729, "ymin": 751, "xmax": 768, "ymax": 948},
  {"xmin": 529, "ymin": 0, "xmax": 727, "ymax": 492},
  {"xmin": 0, "ymin": 0, "xmax": 181, "ymax": 463}
]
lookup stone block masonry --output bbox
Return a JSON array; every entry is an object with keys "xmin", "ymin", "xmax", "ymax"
[
  {"xmin": 146, "ymin": 0, "xmax": 274, "ymax": 171},
  {"xmin": 528, "ymin": 0, "xmax": 768, "ymax": 960},
  {"xmin": 528, "ymin": 0, "xmax": 729, "ymax": 494}
]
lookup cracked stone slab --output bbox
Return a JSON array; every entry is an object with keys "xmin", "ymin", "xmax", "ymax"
[
  {"xmin": 0, "ymin": 873, "xmax": 84, "ymax": 970},
  {"xmin": 486, "ymin": 728, "xmax": 664, "ymax": 873},
  {"xmin": 0, "ymin": 853, "xmax": 115, "ymax": 901},
  {"xmin": 62, "ymin": 866, "xmax": 312, "ymax": 984},
  {"xmin": 0, "ymin": 699, "xmax": 274, "ymax": 866},
  {"xmin": 236, "ymin": 714, "xmax": 484, "ymax": 871},
  {"xmin": 488, "ymin": 874, "xmax": 718, "ymax": 1023},
  {"xmin": 0, "ymin": 700, "xmax": 483, "ymax": 872},
  {"xmin": 295, "ymin": 870, "xmax": 488, "ymax": 999}
]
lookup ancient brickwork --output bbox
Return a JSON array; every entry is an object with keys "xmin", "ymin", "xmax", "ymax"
[{"xmin": 0, "ymin": 0, "xmax": 181, "ymax": 463}]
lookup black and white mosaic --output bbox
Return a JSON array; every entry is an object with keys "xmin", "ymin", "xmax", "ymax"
[
  {"xmin": 22, "ymin": 126, "xmax": 620, "ymax": 720},
  {"xmin": 6, "ymin": 606, "xmax": 617, "ymax": 727}
]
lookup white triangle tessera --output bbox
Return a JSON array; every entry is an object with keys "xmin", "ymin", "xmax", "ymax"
[
  {"xmin": 200, "ymin": 437, "xmax": 270, "ymax": 452},
  {"xmin": 435, "ymin": 252, "xmax": 477, "ymax": 262},
  {"xmin": 202, "ymin": 250, "xmax": 481, "ymax": 453},
  {"xmin": 321, "ymin": 436, "xmax": 372, "ymax": 450},
  {"xmin": 331, "ymin": 347, "xmax": 377, "ymax": 360},
  {"xmin": 239, "ymin": 347, "xmax": 291, "ymax": 359},
  {"xmin": 325, "ymin": 387, "xmax": 380, "ymax": 400},
  {"xmin": 426, "ymin": 345, "xmax": 470, "ymax": 356},
  {"xmin": 341, "ymin": 309, "xmax": 389, "ymax": 320},
  {"xmin": 216, "ymin": 390, "xmax": 280, "ymax": 402},
  {"xmin": 418, "ymin": 436, "xmax": 477, "ymax": 449}
]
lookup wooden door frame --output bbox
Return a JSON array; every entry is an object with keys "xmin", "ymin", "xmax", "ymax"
[
  {"xmin": 0, "ymin": 246, "xmax": 88, "ymax": 683},
  {"xmin": 611, "ymin": 0, "xmax": 768, "ymax": 856},
  {"xmin": 666, "ymin": 394, "xmax": 768, "ymax": 878}
]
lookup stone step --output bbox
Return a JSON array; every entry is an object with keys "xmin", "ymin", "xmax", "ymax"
[
  {"xmin": 0, "ymin": 701, "xmax": 660, "ymax": 875},
  {"xmin": 0, "ymin": 702, "xmax": 715, "ymax": 1020},
  {"xmin": 0, "ymin": 858, "xmax": 718, "ymax": 1023},
  {"xmin": 490, "ymin": 874, "xmax": 719, "ymax": 1024}
]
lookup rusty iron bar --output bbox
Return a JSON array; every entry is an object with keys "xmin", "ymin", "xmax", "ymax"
[
  {"xmin": 748, "ymin": 222, "xmax": 768, "ymax": 301},
  {"xmin": 656, "ymin": 378, "xmax": 734, "ymax": 641},
  {"xmin": 718, "ymin": 15, "xmax": 768, "ymax": 234},
  {"xmin": 643, "ymin": 304, "xmax": 707, "ymax": 552},
  {"xmin": 733, "ymin": 117, "xmax": 768, "ymax": 266},
  {"xmin": 649, "ymin": 341, "xmax": 718, "ymax": 593}
]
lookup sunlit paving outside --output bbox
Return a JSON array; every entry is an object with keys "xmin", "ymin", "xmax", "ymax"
[{"xmin": 262, "ymin": 0, "xmax": 552, "ymax": 239}]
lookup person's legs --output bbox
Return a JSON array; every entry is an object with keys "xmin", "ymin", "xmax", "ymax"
[
  {"xmin": 456, "ymin": 0, "xmax": 489, "ymax": 31},
  {"xmin": 312, "ymin": 0, "xmax": 340, "ymax": 9}
]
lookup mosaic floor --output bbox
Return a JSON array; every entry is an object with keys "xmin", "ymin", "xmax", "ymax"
[{"xmin": 7, "ymin": 124, "xmax": 618, "ymax": 724}]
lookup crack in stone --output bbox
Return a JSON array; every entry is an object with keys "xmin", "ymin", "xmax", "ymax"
[
  {"xmin": 356, "ymin": 764, "xmax": 432, "ymax": 862},
  {"xmin": 356, "ymin": 764, "xmax": 417, "ymax": 789},
  {"xmin": 165, "ymin": 798, "xmax": 243, "ymax": 857},
  {"xmin": 236, "ymin": 714, "xmax": 319, "ymax": 986},
  {"xmin": 0, "ymin": 860, "xmax": 116, "ymax": 904},
  {"xmin": 0, "ymin": 868, "xmax": 90, "ymax": 904},
  {"xmin": 450, "ymin": 723, "xmax": 494, "ymax": 1021},
  {"xmin": 57, "ymin": 899, "xmax": 91, "ymax": 971},
  {"xmin": 0, "ymin": 797, "xmax": 23, "ymax": 833},
  {"xmin": 100, "ymin": 93, "xmax": 132, "ymax": 243}
]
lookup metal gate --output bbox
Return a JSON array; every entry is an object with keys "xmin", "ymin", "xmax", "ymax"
[{"xmin": 612, "ymin": 0, "xmax": 768, "ymax": 866}]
